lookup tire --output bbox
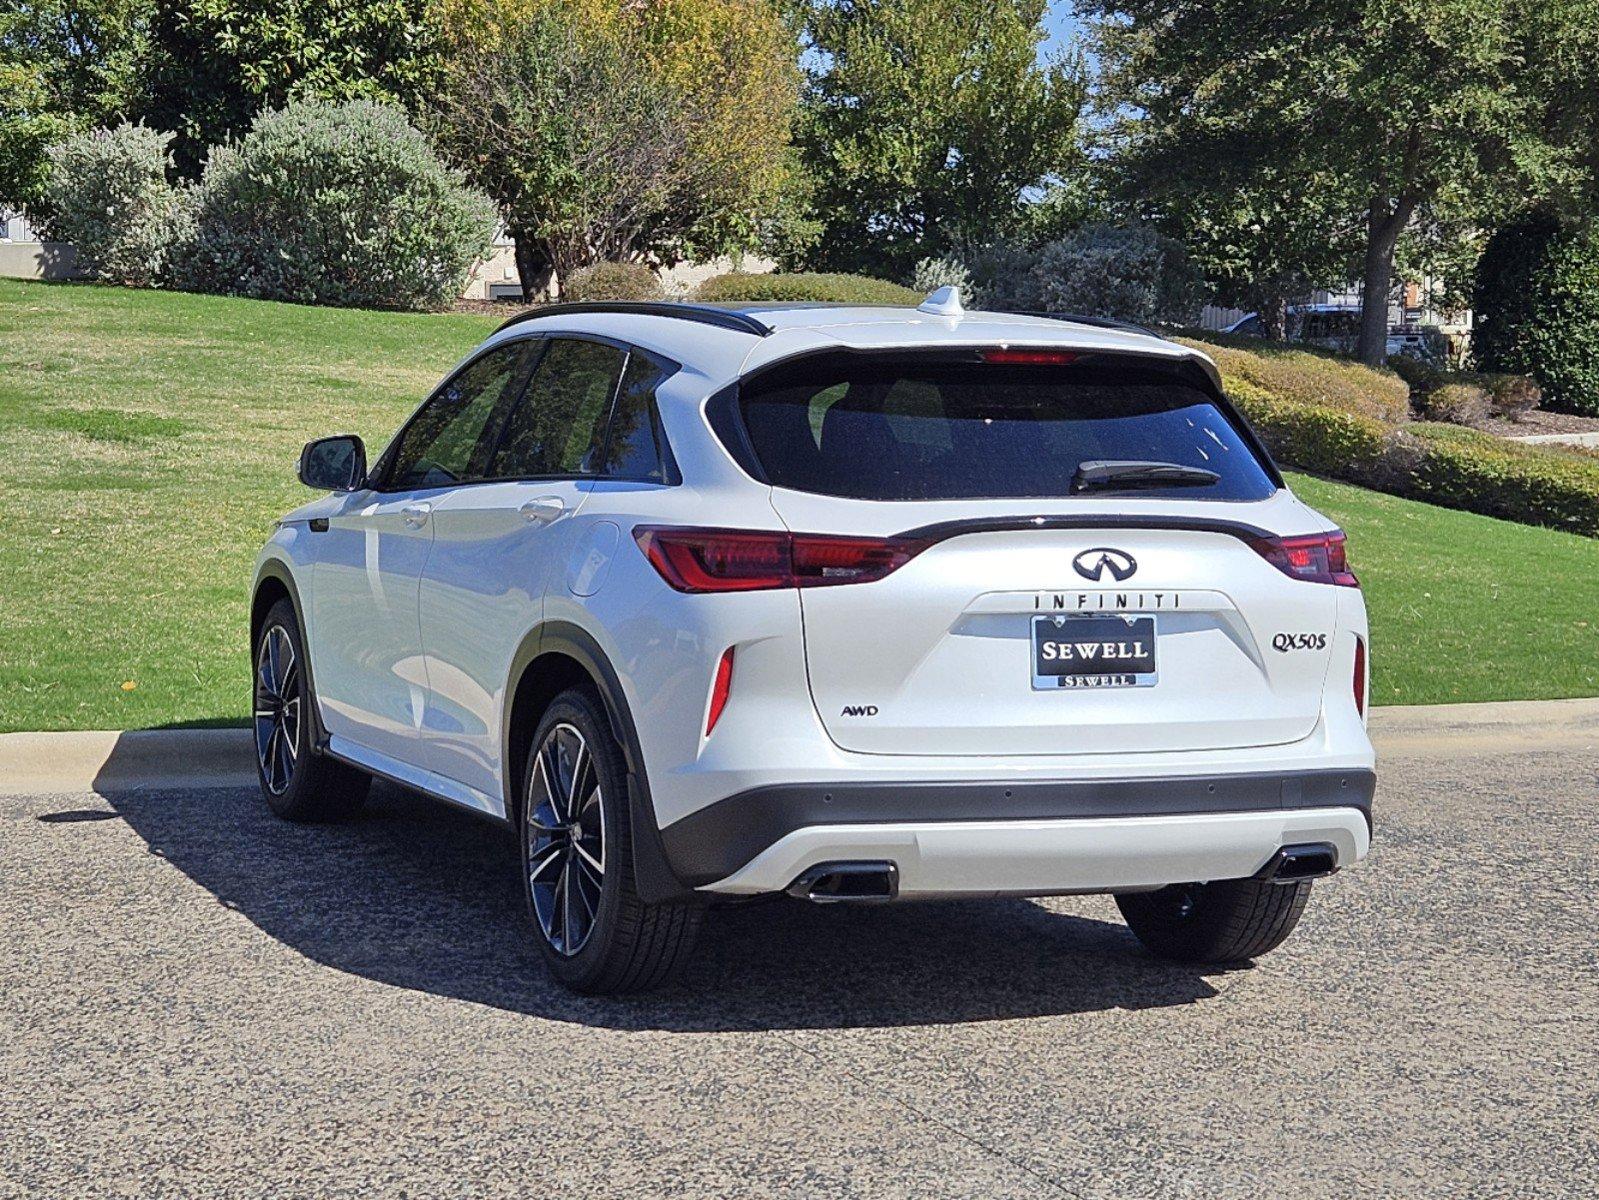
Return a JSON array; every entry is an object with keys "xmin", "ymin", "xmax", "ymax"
[
  {"xmin": 519, "ymin": 688, "xmax": 701, "ymax": 994},
  {"xmin": 1116, "ymin": 876, "xmax": 1313, "ymax": 964},
  {"xmin": 253, "ymin": 597, "xmax": 370, "ymax": 822}
]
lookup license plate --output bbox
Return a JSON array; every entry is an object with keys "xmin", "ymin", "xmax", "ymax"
[{"xmin": 1031, "ymin": 614, "xmax": 1158, "ymax": 690}]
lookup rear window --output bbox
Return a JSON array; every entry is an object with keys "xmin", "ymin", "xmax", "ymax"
[{"xmin": 736, "ymin": 358, "xmax": 1277, "ymax": 501}]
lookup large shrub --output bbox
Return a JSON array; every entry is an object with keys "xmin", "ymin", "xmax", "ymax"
[
  {"xmin": 1475, "ymin": 218, "xmax": 1599, "ymax": 416},
  {"xmin": 42, "ymin": 123, "xmax": 191, "ymax": 288},
  {"xmin": 560, "ymin": 262, "xmax": 665, "ymax": 302},
  {"xmin": 1023, "ymin": 225, "xmax": 1205, "ymax": 326},
  {"xmin": 694, "ymin": 271, "xmax": 920, "ymax": 305},
  {"xmin": 1178, "ymin": 336, "xmax": 1410, "ymax": 424},
  {"xmin": 962, "ymin": 225, "xmax": 1203, "ymax": 325},
  {"xmin": 182, "ymin": 100, "xmax": 495, "ymax": 311}
]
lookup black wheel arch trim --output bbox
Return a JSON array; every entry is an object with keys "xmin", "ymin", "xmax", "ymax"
[
  {"xmin": 659, "ymin": 768, "xmax": 1376, "ymax": 889},
  {"xmin": 505, "ymin": 621, "xmax": 694, "ymax": 904},
  {"xmin": 251, "ymin": 559, "xmax": 332, "ymax": 753}
]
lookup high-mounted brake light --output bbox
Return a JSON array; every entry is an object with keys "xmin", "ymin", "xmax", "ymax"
[
  {"xmin": 634, "ymin": 527, "xmax": 931, "ymax": 593},
  {"xmin": 1247, "ymin": 530, "xmax": 1359, "ymax": 588},
  {"xmin": 980, "ymin": 348, "xmax": 1079, "ymax": 366}
]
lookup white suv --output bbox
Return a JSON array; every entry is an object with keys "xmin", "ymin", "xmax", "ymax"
[{"xmin": 253, "ymin": 291, "xmax": 1375, "ymax": 993}]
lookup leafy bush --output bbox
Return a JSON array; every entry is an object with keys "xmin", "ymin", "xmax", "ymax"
[
  {"xmin": 1408, "ymin": 424, "xmax": 1599, "ymax": 536},
  {"xmin": 963, "ymin": 225, "xmax": 1204, "ymax": 325},
  {"xmin": 694, "ymin": 271, "xmax": 920, "ymax": 304},
  {"xmin": 1026, "ymin": 224, "xmax": 1205, "ymax": 325},
  {"xmin": 1226, "ymin": 376, "xmax": 1599, "ymax": 537},
  {"xmin": 1474, "ymin": 217, "xmax": 1599, "ymax": 416},
  {"xmin": 42, "ymin": 123, "xmax": 191, "ymax": 288},
  {"xmin": 1420, "ymin": 382, "xmax": 1491, "ymax": 428},
  {"xmin": 561, "ymin": 262, "xmax": 665, "ymax": 302},
  {"xmin": 1226, "ymin": 381, "xmax": 1405, "ymax": 486},
  {"xmin": 1179, "ymin": 336, "xmax": 1410, "ymax": 424},
  {"xmin": 181, "ymin": 100, "xmax": 495, "ymax": 311},
  {"xmin": 911, "ymin": 256, "xmax": 973, "ymax": 297},
  {"xmin": 1483, "ymin": 373, "xmax": 1541, "ymax": 420}
]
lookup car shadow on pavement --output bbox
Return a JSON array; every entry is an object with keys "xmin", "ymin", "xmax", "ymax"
[{"xmin": 98, "ymin": 781, "xmax": 1226, "ymax": 1031}]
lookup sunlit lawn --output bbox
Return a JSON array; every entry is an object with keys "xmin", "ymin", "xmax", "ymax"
[{"xmin": 1, "ymin": 278, "xmax": 1594, "ymax": 730}]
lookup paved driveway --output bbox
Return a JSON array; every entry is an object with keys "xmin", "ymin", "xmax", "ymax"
[{"xmin": 2, "ymin": 731, "xmax": 1595, "ymax": 1198}]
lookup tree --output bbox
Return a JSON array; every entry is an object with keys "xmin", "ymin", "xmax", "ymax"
[
  {"xmin": 796, "ymin": 0, "xmax": 1084, "ymax": 280},
  {"xmin": 1, "ymin": 0, "xmax": 151, "ymax": 212},
  {"xmin": 1105, "ymin": 130, "xmax": 1361, "ymax": 340},
  {"xmin": 1086, "ymin": 0, "xmax": 1585, "ymax": 365},
  {"xmin": 137, "ymin": 0, "xmax": 444, "ymax": 177},
  {"xmin": 427, "ymin": 0, "xmax": 799, "ymax": 298}
]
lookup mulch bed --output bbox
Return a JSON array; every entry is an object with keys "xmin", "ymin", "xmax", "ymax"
[{"xmin": 1479, "ymin": 408, "xmax": 1599, "ymax": 438}]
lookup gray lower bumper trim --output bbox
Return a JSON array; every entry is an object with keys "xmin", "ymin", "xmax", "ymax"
[{"xmin": 659, "ymin": 768, "xmax": 1375, "ymax": 887}]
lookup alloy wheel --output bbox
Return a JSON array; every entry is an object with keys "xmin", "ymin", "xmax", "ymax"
[
  {"xmin": 525, "ymin": 723, "xmax": 607, "ymax": 956},
  {"xmin": 254, "ymin": 624, "xmax": 301, "ymax": 795}
]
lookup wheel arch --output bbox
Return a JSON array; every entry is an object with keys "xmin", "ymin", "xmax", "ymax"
[
  {"xmin": 251, "ymin": 559, "xmax": 330, "ymax": 750},
  {"xmin": 503, "ymin": 621, "xmax": 692, "ymax": 904}
]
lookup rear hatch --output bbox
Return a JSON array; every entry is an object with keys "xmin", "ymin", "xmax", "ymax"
[{"xmin": 737, "ymin": 350, "xmax": 1347, "ymax": 756}]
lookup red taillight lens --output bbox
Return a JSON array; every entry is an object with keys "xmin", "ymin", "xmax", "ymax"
[
  {"xmin": 980, "ymin": 348, "xmax": 1079, "ymax": 366},
  {"xmin": 1248, "ymin": 530, "xmax": 1359, "ymax": 587},
  {"xmin": 634, "ymin": 527, "xmax": 929, "ymax": 593},
  {"xmin": 635, "ymin": 527, "xmax": 790, "ymax": 592},
  {"xmin": 706, "ymin": 647, "xmax": 735, "ymax": 735}
]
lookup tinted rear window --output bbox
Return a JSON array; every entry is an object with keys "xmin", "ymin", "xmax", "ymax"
[{"xmin": 737, "ymin": 358, "xmax": 1277, "ymax": 501}]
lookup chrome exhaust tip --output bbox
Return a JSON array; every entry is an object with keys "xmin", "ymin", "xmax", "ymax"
[
  {"xmin": 1257, "ymin": 842, "xmax": 1339, "ymax": 884},
  {"xmin": 786, "ymin": 861, "xmax": 900, "ymax": 903}
]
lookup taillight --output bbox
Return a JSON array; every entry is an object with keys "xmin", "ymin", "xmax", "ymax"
[
  {"xmin": 980, "ymin": 348, "xmax": 1078, "ymax": 366},
  {"xmin": 635, "ymin": 527, "xmax": 930, "ymax": 593},
  {"xmin": 706, "ymin": 647, "xmax": 735, "ymax": 735},
  {"xmin": 1248, "ymin": 530, "xmax": 1359, "ymax": 587},
  {"xmin": 1353, "ymin": 636, "xmax": 1367, "ymax": 718}
]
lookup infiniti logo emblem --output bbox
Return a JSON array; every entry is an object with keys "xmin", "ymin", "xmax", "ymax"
[{"xmin": 1073, "ymin": 547, "xmax": 1138, "ymax": 583}]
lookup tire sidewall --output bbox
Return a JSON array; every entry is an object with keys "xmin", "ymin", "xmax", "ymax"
[
  {"xmin": 254, "ymin": 599, "xmax": 312, "ymax": 818},
  {"xmin": 520, "ymin": 690, "xmax": 631, "ymax": 990}
]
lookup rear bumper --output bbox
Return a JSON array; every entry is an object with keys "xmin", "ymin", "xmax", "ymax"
[
  {"xmin": 695, "ymin": 803, "xmax": 1371, "ymax": 898},
  {"xmin": 664, "ymin": 767, "xmax": 1373, "ymax": 890}
]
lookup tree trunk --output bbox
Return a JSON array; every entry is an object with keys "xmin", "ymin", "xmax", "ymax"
[
  {"xmin": 512, "ymin": 233, "xmax": 555, "ymax": 303},
  {"xmin": 1260, "ymin": 292, "xmax": 1290, "ymax": 341},
  {"xmin": 1356, "ymin": 196, "xmax": 1414, "ymax": 367}
]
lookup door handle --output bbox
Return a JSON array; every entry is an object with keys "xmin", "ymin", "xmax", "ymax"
[
  {"xmin": 401, "ymin": 502, "xmax": 432, "ymax": 529},
  {"xmin": 519, "ymin": 496, "xmax": 566, "ymax": 525}
]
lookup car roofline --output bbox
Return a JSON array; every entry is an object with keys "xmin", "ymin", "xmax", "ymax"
[{"xmin": 494, "ymin": 300, "xmax": 1172, "ymax": 346}]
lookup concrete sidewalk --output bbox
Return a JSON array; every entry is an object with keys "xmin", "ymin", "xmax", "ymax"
[{"xmin": 3, "ymin": 697, "xmax": 1596, "ymax": 795}]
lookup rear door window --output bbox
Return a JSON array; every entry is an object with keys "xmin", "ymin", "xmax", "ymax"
[
  {"xmin": 489, "ymin": 338, "xmax": 626, "ymax": 478},
  {"xmin": 738, "ymin": 357, "xmax": 1277, "ymax": 501}
]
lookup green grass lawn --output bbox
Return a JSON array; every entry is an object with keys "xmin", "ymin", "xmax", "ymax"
[{"xmin": 1, "ymin": 278, "xmax": 1595, "ymax": 731}]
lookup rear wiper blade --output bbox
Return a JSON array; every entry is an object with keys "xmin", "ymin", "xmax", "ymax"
[{"xmin": 1070, "ymin": 459, "xmax": 1221, "ymax": 493}]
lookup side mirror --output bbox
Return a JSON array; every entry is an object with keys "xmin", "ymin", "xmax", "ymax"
[{"xmin": 297, "ymin": 434, "xmax": 367, "ymax": 491}]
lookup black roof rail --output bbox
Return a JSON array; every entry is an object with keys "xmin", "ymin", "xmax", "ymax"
[
  {"xmin": 1006, "ymin": 310, "xmax": 1167, "ymax": 340},
  {"xmin": 495, "ymin": 301, "xmax": 772, "ymax": 337}
]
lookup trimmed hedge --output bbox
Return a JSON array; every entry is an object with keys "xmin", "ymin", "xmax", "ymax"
[
  {"xmin": 1225, "ymin": 377, "xmax": 1599, "ymax": 537},
  {"xmin": 1178, "ymin": 335, "xmax": 1409, "ymax": 424},
  {"xmin": 561, "ymin": 262, "xmax": 665, "ymax": 302},
  {"xmin": 695, "ymin": 271, "xmax": 921, "ymax": 305}
]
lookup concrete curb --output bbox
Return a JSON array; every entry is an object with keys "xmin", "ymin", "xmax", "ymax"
[
  {"xmin": 0, "ymin": 729, "xmax": 255, "ymax": 794},
  {"xmin": 4, "ymin": 696, "xmax": 1597, "ymax": 795}
]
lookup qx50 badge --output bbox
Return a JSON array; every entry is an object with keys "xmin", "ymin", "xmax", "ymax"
[{"xmin": 1072, "ymin": 547, "xmax": 1138, "ymax": 583}]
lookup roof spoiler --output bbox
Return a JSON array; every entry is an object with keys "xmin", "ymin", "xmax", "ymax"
[{"xmin": 496, "ymin": 301, "xmax": 772, "ymax": 337}]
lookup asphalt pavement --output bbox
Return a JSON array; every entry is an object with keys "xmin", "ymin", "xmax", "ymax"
[{"xmin": 2, "ymin": 727, "xmax": 1595, "ymax": 1198}]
